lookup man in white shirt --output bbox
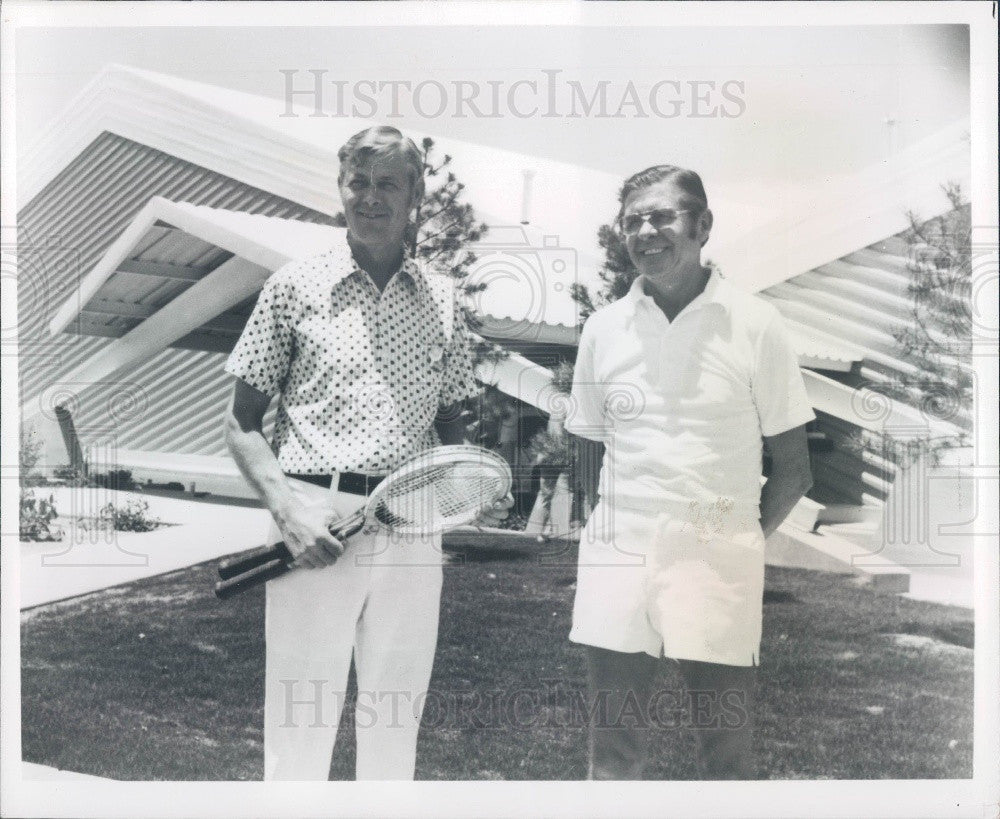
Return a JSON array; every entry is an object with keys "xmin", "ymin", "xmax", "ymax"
[
  {"xmin": 564, "ymin": 165, "xmax": 815, "ymax": 779},
  {"xmin": 223, "ymin": 126, "xmax": 509, "ymax": 780}
]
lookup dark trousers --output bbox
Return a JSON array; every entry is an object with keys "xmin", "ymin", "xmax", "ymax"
[{"xmin": 585, "ymin": 646, "xmax": 756, "ymax": 780}]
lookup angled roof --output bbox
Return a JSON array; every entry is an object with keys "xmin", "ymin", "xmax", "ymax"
[
  {"xmin": 24, "ymin": 64, "xmax": 969, "ymax": 446},
  {"xmin": 49, "ymin": 199, "xmax": 344, "ymax": 338},
  {"xmin": 710, "ymin": 119, "xmax": 970, "ymax": 293},
  {"xmin": 22, "ymin": 64, "xmax": 968, "ymax": 339},
  {"xmin": 20, "ymin": 64, "xmax": 614, "ymax": 288},
  {"xmin": 38, "ymin": 197, "xmax": 963, "ymax": 447}
]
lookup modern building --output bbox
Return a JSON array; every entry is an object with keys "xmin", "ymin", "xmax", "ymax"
[{"xmin": 18, "ymin": 65, "xmax": 974, "ymax": 589}]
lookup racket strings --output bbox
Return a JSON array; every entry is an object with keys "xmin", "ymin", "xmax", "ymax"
[{"xmin": 374, "ymin": 462, "xmax": 508, "ymax": 530}]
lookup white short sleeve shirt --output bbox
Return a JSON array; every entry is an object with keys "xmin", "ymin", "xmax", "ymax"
[
  {"xmin": 564, "ymin": 271, "xmax": 815, "ymax": 517},
  {"xmin": 225, "ymin": 241, "xmax": 481, "ymax": 474}
]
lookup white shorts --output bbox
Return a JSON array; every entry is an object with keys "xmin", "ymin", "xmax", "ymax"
[{"xmin": 570, "ymin": 500, "xmax": 765, "ymax": 667}]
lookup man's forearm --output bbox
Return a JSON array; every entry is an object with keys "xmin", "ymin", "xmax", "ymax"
[
  {"xmin": 226, "ymin": 424, "xmax": 300, "ymax": 523},
  {"xmin": 758, "ymin": 472, "xmax": 812, "ymax": 538}
]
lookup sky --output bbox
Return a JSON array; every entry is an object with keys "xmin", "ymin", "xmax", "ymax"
[
  {"xmin": 15, "ymin": 24, "xmax": 969, "ymax": 186},
  {"xmin": 11, "ymin": 22, "xmax": 971, "ymax": 290}
]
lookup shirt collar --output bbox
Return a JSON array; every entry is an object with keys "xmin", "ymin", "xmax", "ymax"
[
  {"xmin": 322, "ymin": 237, "xmax": 425, "ymax": 294},
  {"xmin": 627, "ymin": 267, "xmax": 731, "ymax": 318},
  {"xmin": 689, "ymin": 267, "xmax": 731, "ymax": 314},
  {"xmin": 399, "ymin": 253, "xmax": 428, "ymax": 293}
]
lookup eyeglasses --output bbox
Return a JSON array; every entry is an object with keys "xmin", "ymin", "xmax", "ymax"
[{"xmin": 619, "ymin": 208, "xmax": 696, "ymax": 236}]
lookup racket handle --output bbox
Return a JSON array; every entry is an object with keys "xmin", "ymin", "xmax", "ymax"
[
  {"xmin": 219, "ymin": 508, "xmax": 364, "ymax": 581},
  {"xmin": 218, "ymin": 542, "xmax": 292, "ymax": 580},
  {"xmin": 214, "ymin": 558, "xmax": 290, "ymax": 599}
]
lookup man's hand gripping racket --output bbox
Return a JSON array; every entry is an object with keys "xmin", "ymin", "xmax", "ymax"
[{"xmin": 215, "ymin": 445, "xmax": 512, "ymax": 599}]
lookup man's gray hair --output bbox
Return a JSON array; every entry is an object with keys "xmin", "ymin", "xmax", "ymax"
[{"xmin": 337, "ymin": 126, "xmax": 425, "ymax": 196}]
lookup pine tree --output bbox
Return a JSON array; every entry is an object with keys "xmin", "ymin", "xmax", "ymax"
[
  {"xmin": 569, "ymin": 224, "xmax": 638, "ymax": 324},
  {"xmin": 413, "ymin": 138, "xmax": 509, "ymax": 372},
  {"xmin": 883, "ymin": 183, "xmax": 972, "ymax": 460},
  {"xmin": 411, "ymin": 138, "xmax": 488, "ymax": 284}
]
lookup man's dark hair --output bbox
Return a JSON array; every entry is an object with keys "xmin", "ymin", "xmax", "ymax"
[
  {"xmin": 617, "ymin": 164, "xmax": 708, "ymax": 214},
  {"xmin": 616, "ymin": 164, "xmax": 710, "ymax": 245}
]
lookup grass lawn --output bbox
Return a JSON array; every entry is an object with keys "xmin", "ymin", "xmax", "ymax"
[{"xmin": 21, "ymin": 544, "xmax": 973, "ymax": 780}]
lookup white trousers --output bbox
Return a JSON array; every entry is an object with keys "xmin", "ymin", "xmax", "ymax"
[{"xmin": 263, "ymin": 477, "xmax": 444, "ymax": 780}]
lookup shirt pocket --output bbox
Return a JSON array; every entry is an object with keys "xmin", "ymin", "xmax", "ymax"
[
  {"xmin": 399, "ymin": 329, "xmax": 447, "ymax": 414},
  {"xmin": 412, "ymin": 313, "xmax": 448, "ymax": 373},
  {"xmin": 426, "ymin": 339, "xmax": 446, "ymax": 375}
]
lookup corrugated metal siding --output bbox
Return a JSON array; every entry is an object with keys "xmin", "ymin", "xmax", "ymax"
[
  {"xmin": 18, "ymin": 132, "xmax": 331, "ymax": 458},
  {"xmin": 762, "ymin": 228, "xmax": 970, "ymax": 416},
  {"xmin": 761, "ymin": 220, "xmax": 971, "ymax": 511},
  {"xmin": 808, "ymin": 411, "xmax": 897, "ymax": 506}
]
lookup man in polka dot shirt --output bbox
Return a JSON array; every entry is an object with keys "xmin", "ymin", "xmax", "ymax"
[{"xmin": 224, "ymin": 126, "xmax": 511, "ymax": 780}]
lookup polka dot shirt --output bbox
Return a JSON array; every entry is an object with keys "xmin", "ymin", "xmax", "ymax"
[{"xmin": 225, "ymin": 240, "xmax": 481, "ymax": 474}]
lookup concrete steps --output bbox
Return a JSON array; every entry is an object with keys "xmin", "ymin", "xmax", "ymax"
[{"xmin": 765, "ymin": 522, "xmax": 909, "ymax": 593}]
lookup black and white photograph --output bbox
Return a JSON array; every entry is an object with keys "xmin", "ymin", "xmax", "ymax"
[{"xmin": 2, "ymin": 2, "xmax": 998, "ymax": 817}]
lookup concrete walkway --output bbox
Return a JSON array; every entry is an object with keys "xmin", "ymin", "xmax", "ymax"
[
  {"xmin": 20, "ymin": 486, "xmax": 973, "ymax": 610},
  {"xmin": 20, "ymin": 487, "xmax": 270, "ymax": 609}
]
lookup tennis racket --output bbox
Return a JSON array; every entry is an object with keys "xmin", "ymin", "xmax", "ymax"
[{"xmin": 214, "ymin": 444, "xmax": 512, "ymax": 599}]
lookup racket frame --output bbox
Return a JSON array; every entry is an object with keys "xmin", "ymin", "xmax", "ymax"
[{"xmin": 214, "ymin": 445, "xmax": 511, "ymax": 597}]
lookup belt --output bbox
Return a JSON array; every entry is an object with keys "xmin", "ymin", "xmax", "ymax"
[{"xmin": 286, "ymin": 471, "xmax": 385, "ymax": 496}]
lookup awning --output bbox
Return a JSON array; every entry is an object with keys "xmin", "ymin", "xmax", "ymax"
[
  {"xmin": 801, "ymin": 369, "xmax": 963, "ymax": 439},
  {"xmin": 42, "ymin": 198, "xmax": 565, "ymax": 413},
  {"xmin": 784, "ymin": 319, "xmax": 864, "ymax": 372},
  {"xmin": 40, "ymin": 198, "xmax": 342, "ymax": 414},
  {"xmin": 45, "ymin": 199, "xmax": 951, "ymax": 437},
  {"xmin": 49, "ymin": 197, "xmax": 342, "ymax": 344}
]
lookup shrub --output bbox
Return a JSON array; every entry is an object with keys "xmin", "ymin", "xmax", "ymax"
[
  {"xmin": 20, "ymin": 490, "xmax": 63, "ymax": 541},
  {"xmin": 92, "ymin": 470, "xmax": 136, "ymax": 491},
  {"xmin": 97, "ymin": 498, "xmax": 160, "ymax": 533},
  {"xmin": 549, "ymin": 360, "xmax": 575, "ymax": 396},
  {"xmin": 527, "ymin": 429, "xmax": 572, "ymax": 471},
  {"xmin": 52, "ymin": 465, "xmax": 88, "ymax": 487},
  {"xmin": 20, "ymin": 424, "xmax": 46, "ymax": 487}
]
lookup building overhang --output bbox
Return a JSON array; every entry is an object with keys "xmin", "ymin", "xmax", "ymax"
[
  {"xmin": 43, "ymin": 198, "xmax": 572, "ymax": 414},
  {"xmin": 801, "ymin": 368, "xmax": 964, "ymax": 440},
  {"xmin": 41, "ymin": 186, "xmax": 948, "ymax": 439}
]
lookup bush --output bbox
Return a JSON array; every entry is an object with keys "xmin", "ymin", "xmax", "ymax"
[
  {"xmin": 92, "ymin": 470, "xmax": 136, "ymax": 491},
  {"xmin": 52, "ymin": 466, "xmax": 88, "ymax": 487},
  {"xmin": 97, "ymin": 498, "xmax": 160, "ymax": 533},
  {"xmin": 20, "ymin": 490, "xmax": 63, "ymax": 541},
  {"xmin": 491, "ymin": 510, "xmax": 529, "ymax": 532},
  {"xmin": 549, "ymin": 360, "xmax": 575, "ymax": 396},
  {"xmin": 20, "ymin": 423, "xmax": 46, "ymax": 487},
  {"xmin": 527, "ymin": 429, "xmax": 572, "ymax": 471}
]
